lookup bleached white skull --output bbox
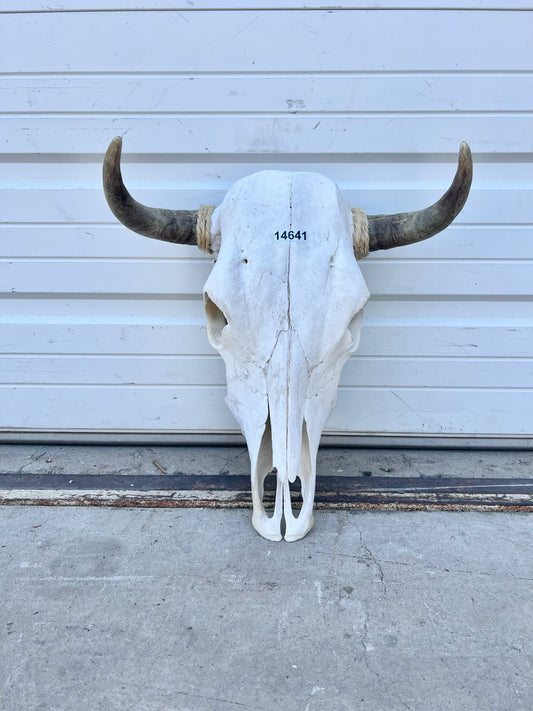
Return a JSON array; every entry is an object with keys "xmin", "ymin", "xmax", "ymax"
[
  {"xmin": 203, "ymin": 171, "xmax": 369, "ymax": 540},
  {"xmin": 103, "ymin": 138, "xmax": 472, "ymax": 541}
]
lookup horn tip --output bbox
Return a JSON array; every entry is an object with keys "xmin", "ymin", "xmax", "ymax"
[
  {"xmin": 458, "ymin": 142, "xmax": 473, "ymax": 185},
  {"xmin": 459, "ymin": 141, "xmax": 472, "ymax": 159},
  {"xmin": 105, "ymin": 135, "xmax": 123, "ymax": 160}
]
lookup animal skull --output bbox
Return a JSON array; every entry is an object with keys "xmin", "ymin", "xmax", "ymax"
[
  {"xmin": 103, "ymin": 138, "xmax": 472, "ymax": 541},
  {"xmin": 204, "ymin": 171, "xmax": 369, "ymax": 540}
]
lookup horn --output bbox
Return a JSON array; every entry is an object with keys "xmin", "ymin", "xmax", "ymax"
[
  {"xmin": 102, "ymin": 136, "xmax": 198, "ymax": 246},
  {"xmin": 367, "ymin": 142, "xmax": 473, "ymax": 252}
]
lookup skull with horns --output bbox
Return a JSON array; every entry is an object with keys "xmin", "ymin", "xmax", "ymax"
[{"xmin": 103, "ymin": 137, "xmax": 472, "ymax": 541}]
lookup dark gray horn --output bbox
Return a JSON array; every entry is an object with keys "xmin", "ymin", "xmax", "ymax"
[
  {"xmin": 367, "ymin": 142, "xmax": 473, "ymax": 252},
  {"xmin": 102, "ymin": 136, "xmax": 198, "ymax": 245}
]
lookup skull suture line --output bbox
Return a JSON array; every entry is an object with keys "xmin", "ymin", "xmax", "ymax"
[{"xmin": 103, "ymin": 138, "xmax": 472, "ymax": 541}]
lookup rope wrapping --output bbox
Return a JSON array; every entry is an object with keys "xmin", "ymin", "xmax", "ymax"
[
  {"xmin": 196, "ymin": 204, "xmax": 216, "ymax": 254},
  {"xmin": 351, "ymin": 207, "xmax": 369, "ymax": 261}
]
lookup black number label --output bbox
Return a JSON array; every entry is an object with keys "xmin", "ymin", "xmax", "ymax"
[{"xmin": 275, "ymin": 230, "xmax": 306, "ymax": 241}]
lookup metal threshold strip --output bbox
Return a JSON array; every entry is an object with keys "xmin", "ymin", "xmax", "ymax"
[
  {"xmin": 2, "ymin": 431, "xmax": 532, "ymax": 449},
  {"xmin": 1, "ymin": 474, "xmax": 533, "ymax": 512}
]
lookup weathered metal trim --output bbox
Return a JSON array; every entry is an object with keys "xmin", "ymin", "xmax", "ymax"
[
  {"xmin": 2, "ymin": 480, "xmax": 533, "ymax": 512},
  {"xmin": 1, "ymin": 429, "xmax": 532, "ymax": 449},
  {"xmin": 3, "ymin": 473, "xmax": 533, "ymax": 493}
]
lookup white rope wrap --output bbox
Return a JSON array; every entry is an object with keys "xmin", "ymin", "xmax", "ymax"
[
  {"xmin": 196, "ymin": 204, "xmax": 216, "ymax": 254},
  {"xmin": 351, "ymin": 207, "xmax": 369, "ymax": 261}
]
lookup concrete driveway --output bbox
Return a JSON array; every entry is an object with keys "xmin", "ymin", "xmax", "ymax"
[{"xmin": 1, "ymin": 503, "xmax": 532, "ymax": 711}]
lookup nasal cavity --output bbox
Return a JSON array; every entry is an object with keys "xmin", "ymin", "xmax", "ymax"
[
  {"xmin": 289, "ymin": 475, "xmax": 303, "ymax": 508},
  {"xmin": 262, "ymin": 467, "xmax": 278, "ymax": 511}
]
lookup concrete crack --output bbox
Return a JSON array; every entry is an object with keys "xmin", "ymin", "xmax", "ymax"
[
  {"xmin": 360, "ymin": 608, "xmax": 373, "ymax": 673},
  {"xmin": 16, "ymin": 450, "xmax": 47, "ymax": 475},
  {"xmin": 353, "ymin": 522, "xmax": 387, "ymax": 597}
]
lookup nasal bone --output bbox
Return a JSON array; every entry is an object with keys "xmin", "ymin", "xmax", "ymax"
[{"xmin": 265, "ymin": 330, "xmax": 309, "ymax": 485}]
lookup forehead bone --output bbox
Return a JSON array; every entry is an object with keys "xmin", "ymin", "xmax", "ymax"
[{"xmin": 214, "ymin": 170, "xmax": 348, "ymax": 244}]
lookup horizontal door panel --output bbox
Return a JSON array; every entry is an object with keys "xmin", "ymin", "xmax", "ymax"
[
  {"xmin": 4, "ymin": 11, "xmax": 532, "ymax": 74},
  {"xmin": 8, "ymin": 2, "xmax": 533, "ymax": 12},
  {"xmin": 3, "ymin": 116, "xmax": 530, "ymax": 154},
  {"xmin": 1, "ymin": 354, "xmax": 531, "ymax": 389},
  {"xmin": 1, "ymin": 385, "xmax": 531, "ymax": 435},
  {"xmin": 1, "ymin": 322, "xmax": 530, "ymax": 357},
  {"xmin": 5, "ymin": 75, "xmax": 533, "ymax": 113},
  {"xmin": 2, "ymin": 188, "xmax": 531, "ymax": 225},
  {"xmin": 2, "ymin": 259, "xmax": 532, "ymax": 298},
  {"xmin": 2, "ymin": 226, "xmax": 533, "ymax": 261}
]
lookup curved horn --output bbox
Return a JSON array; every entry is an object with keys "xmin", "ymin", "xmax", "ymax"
[
  {"xmin": 102, "ymin": 136, "xmax": 198, "ymax": 246},
  {"xmin": 367, "ymin": 142, "xmax": 473, "ymax": 252}
]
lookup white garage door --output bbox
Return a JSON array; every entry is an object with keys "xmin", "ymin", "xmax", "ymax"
[{"xmin": 1, "ymin": 2, "xmax": 532, "ymax": 445}]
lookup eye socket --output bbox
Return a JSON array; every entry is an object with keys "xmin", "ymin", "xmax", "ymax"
[
  {"xmin": 347, "ymin": 309, "xmax": 365, "ymax": 350},
  {"xmin": 204, "ymin": 293, "xmax": 228, "ymax": 346}
]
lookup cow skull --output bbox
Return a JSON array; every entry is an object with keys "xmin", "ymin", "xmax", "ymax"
[{"xmin": 103, "ymin": 138, "xmax": 472, "ymax": 541}]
